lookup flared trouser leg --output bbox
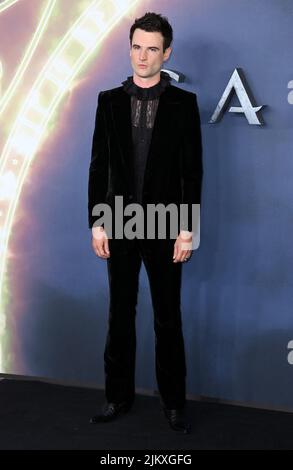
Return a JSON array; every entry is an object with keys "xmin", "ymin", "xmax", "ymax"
[
  {"xmin": 104, "ymin": 242, "xmax": 141, "ymax": 404},
  {"xmin": 138, "ymin": 240, "xmax": 186, "ymax": 409}
]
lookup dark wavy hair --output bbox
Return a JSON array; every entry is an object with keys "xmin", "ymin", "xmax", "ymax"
[{"xmin": 129, "ymin": 12, "xmax": 173, "ymax": 52}]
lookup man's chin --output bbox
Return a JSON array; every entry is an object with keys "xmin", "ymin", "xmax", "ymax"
[{"xmin": 135, "ymin": 68, "xmax": 149, "ymax": 75}]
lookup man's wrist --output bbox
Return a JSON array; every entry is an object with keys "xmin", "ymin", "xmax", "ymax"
[
  {"xmin": 180, "ymin": 230, "xmax": 193, "ymax": 239},
  {"xmin": 92, "ymin": 225, "xmax": 105, "ymax": 240}
]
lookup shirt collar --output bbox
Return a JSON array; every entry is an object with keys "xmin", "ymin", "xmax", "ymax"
[{"xmin": 122, "ymin": 70, "xmax": 171, "ymax": 100}]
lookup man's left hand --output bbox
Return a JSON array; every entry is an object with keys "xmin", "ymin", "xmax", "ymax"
[{"xmin": 173, "ymin": 231, "xmax": 193, "ymax": 263}]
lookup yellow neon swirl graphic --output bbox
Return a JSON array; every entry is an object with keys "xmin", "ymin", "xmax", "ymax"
[
  {"xmin": 0, "ymin": 0, "xmax": 20, "ymax": 14},
  {"xmin": 0, "ymin": 0, "xmax": 140, "ymax": 372},
  {"xmin": 0, "ymin": 0, "xmax": 57, "ymax": 116}
]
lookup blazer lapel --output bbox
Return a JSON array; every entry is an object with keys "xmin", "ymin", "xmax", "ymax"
[{"xmin": 111, "ymin": 91, "xmax": 134, "ymax": 193}]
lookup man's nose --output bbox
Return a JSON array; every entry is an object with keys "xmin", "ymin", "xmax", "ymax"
[{"xmin": 139, "ymin": 49, "xmax": 147, "ymax": 61}]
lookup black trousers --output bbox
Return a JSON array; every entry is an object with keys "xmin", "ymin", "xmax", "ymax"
[{"xmin": 104, "ymin": 237, "xmax": 187, "ymax": 409}]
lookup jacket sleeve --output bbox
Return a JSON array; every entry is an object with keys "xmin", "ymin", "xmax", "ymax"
[
  {"xmin": 180, "ymin": 92, "xmax": 203, "ymax": 232},
  {"xmin": 88, "ymin": 91, "xmax": 109, "ymax": 229}
]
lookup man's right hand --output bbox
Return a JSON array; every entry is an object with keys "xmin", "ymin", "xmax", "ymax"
[{"xmin": 91, "ymin": 226, "xmax": 110, "ymax": 259}]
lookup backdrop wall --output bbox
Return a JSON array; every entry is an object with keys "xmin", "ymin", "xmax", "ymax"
[{"xmin": 1, "ymin": 0, "xmax": 293, "ymax": 411}]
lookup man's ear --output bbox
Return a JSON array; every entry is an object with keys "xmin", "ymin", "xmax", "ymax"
[{"xmin": 164, "ymin": 46, "xmax": 172, "ymax": 61}]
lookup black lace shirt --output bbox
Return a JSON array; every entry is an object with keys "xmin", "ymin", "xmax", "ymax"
[{"xmin": 121, "ymin": 71, "xmax": 171, "ymax": 204}]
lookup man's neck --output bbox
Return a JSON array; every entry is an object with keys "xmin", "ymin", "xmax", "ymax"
[{"xmin": 133, "ymin": 72, "xmax": 161, "ymax": 88}]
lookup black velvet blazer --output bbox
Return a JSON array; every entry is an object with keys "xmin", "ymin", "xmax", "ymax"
[{"xmin": 88, "ymin": 82, "xmax": 203, "ymax": 236}]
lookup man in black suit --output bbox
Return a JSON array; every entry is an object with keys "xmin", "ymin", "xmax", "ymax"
[{"xmin": 88, "ymin": 12, "xmax": 203, "ymax": 434}]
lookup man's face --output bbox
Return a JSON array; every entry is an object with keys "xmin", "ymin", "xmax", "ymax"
[{"xmin": 130, "ymin": 28, "xmax": 172, "ymax": 80}]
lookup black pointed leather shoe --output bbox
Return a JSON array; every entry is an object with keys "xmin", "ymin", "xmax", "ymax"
[
  {"xmin": 90, "ymin": 401, "xmax": 133, "ymax": 423},
  {"xmin": 163, "ymin": 407, "xmax": 191, "ymax": 434}
]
